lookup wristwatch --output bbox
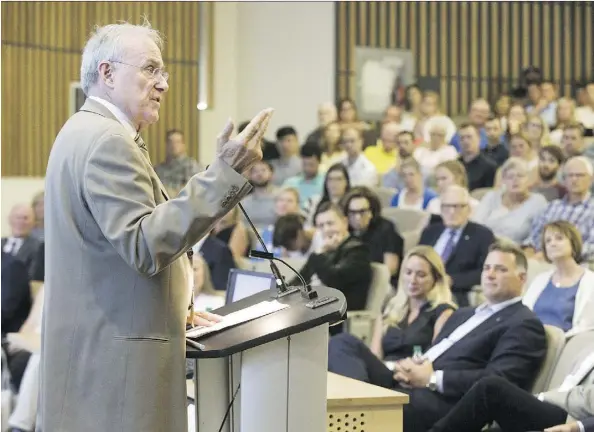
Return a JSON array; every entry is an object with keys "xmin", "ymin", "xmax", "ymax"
[{"xmin": 426, "ymin": 372, "xmax": 438, "ymax": 391}]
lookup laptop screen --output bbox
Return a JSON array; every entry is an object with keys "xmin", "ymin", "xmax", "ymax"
[{"xmin": 225, "ymin": 269, "xmax": 276, "ymax": 304}]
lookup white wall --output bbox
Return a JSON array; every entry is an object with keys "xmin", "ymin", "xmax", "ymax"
[{"xmin": 199, "ymin": 1, "xmax": 335, "ymax": 164}]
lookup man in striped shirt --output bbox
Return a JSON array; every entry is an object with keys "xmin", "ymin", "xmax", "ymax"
[{"xmin": 523, "ymin": 156, "xmax": 594, "ymax": 262}]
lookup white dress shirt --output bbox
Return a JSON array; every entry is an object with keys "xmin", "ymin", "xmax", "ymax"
[
  {"xmin": 89, "ymin": 96, "xmax": 138, "ymax": 139},
  {"xmin": 3, "ymin": 237, "xmax": 24, "ymax": 255},
  {"xmin": 424, "ymin": 297, "xmax": 523, "ymax": 392},
  {"xmin": 342, "ymin": 153, "xmax": 379, "ymax": 187}
]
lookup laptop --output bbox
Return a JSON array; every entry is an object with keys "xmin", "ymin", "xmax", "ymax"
[{"xmin": 224, "ymin": 268, "xmax": 276, "ymax": 305}]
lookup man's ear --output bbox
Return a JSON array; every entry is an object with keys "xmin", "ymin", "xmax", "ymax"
[{"xmin": 98, "ymin": 62, "xmax": 116, "ymax": 88}]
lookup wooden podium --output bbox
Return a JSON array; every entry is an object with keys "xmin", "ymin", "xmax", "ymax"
[{"xmin": 186, "ymin": 286, "xmax": 347, "ymax": 432}]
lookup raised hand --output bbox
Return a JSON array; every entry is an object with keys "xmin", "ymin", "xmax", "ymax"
[{"xmin": 216, "ymin": 108, "xmax": 274, "ymax": 176}]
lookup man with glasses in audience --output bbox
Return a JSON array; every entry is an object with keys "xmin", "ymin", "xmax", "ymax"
[
  {"xmin": 524, "ymin": 156, "xmax": 594, "ymax": 263},
  {"xmin": 419, "ymin": 185, "xmax": 495, "ymax": 306},
  {"xmin": 41, "ymin": 20, "xmax": 274, "ymax": 432}
]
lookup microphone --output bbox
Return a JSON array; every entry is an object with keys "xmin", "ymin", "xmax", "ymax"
[{"xmin": 237, "ymin": 202, "xmax": 317, "ymax": 300}]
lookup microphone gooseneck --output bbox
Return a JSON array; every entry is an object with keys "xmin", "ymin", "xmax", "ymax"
[{"xmin": 237, "ymin": 202, "xmax": 315, "ymax": 299}]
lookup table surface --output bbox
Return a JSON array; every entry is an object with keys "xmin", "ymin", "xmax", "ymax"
[
  {"xmin": 186, "ymin": 286, "xmax": 347, "ymax": 359},
  {"xmin": 326, "ymin": 372, "xmax": 409, "ymax": 407}
]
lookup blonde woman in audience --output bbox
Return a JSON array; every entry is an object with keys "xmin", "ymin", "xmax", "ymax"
[
  {"xmin": 389, "ymin": 158, "xmax": 437, "ymax": 210},
  {"xmin": 473, "ymin": 158, "xmax": 548, "ymax": 244},
  {"xmin": 549, "ymin": 98, "xmax": 577, "ymax": 145},
  {"xmin": 414, "ymin": 91, "xmax": 457, "ymax": 144},
  {"xmin": 426, "ymin": 160, "xmax": 479, "ymax": 215},
  {"xmin": 495, "ymin": 133, "xmax": 538, "ymax": 188},
  {"xmin": 319, "ymin": 121, "xmax": 345, "ymax": 171},
  {"xmin": 413, "ymin": 121, "xmax": 458, "ymax": 178},
  {"xmin": 327, "ymin": 246, "xmax": 456, "ymax": 386},
  {"xmin": 521, "ymin": 114, "xmax": 551, "ymax": 152},
  {"xmin": 337, "ymin": 98, "xmax": 371, "ymax": 131},
  {"xmin": 523, "ymin": 221, "xmax": 594, "ymax": 336},
  {"xmin": 211, "ymin": 206, "xmax": 250, "ymax": 261}
]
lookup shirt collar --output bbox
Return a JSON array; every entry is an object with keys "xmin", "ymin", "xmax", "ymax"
[
  {"xmin": 476, "ymin": 296, "xmax": 522, "ymax": 314},
  {"xmin": 562, "ymin": 192, "xmax": 592, "ymax": 205},
  {"xmin": 89, "ymin": 96, "xmax": 138, "ymax": 139}
]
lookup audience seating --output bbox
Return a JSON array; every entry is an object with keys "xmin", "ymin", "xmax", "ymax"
[
  {"xmin": 530, "ymin": 325, "xmax": 566, "ymax": 394},
  {"xmin": 346, "ymin": 263, "xmax": 393, "ymax": 344},
  {"xmin": 470, "ymin": 187, "xmax": 492, "ymax": 201},
  {"xmin": 381, "ymin": 208, "xmax": 430, "ymax": 234},
  {"xmin": 401, "ymin": 229, "xmax": 423, "ymax": 256},
  {"xmin": 524, "ymin": 259, "xmax": 555, "ymax": 294},
  {"xmin": 373, "ymin": 186, "xmax": 398, "ymax": 208},
  {"xmin": 547, "ymin": 330, "xmax": 594, "ymax": 391}
]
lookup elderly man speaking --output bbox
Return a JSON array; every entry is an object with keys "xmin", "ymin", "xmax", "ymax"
[{"xmin": 39, "ymin": 21, "xmax": 273, "ymax": 432}]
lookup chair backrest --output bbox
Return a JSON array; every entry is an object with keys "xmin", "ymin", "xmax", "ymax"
[
  {"xmin": 524, "ymin": 258, "xmax": 555, "ymax": 294},
  {"xmin": 530, "ymin": 325, "xmax": 566, "ymax": 394},
  {"xmin": 401, "ymin": 229, "xmax": 423, "ymax": 256},
  {"xmin": 547, "ymin": 330, "xmax": 594, "ymax": 390},
  {"xmin": 373, "ymin": 187, "xmax": 398, "ymax": 208},
  {"xmin": 365, "ymin": 263, "xmax": 393, "ymax": 315},
  {"xmin": 470, "ymin": 187, "xmax": 492, "ymax": 201},
  {"xmin": 381, "ymin": 207, "xmax": 430, "ymax": 234}
]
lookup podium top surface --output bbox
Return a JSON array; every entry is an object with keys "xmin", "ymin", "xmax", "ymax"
[{"xmin": 186, "ymin": 285, "xmax": 347, "ymax": 358}]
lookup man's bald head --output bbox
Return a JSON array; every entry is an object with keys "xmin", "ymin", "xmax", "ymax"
[
  {"xmin": 440, "ymin": 185, "xmax": 471, "ymax": 228},
  {"xmin": 9, "ymin": 203, "xmax": 35, "ymax": 237},
  {"xmin": 318, "ymin": 102, "xmax": 338, "ymax": 126}
]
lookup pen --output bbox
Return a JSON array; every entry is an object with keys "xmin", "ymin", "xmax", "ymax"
[{"xmin": 186, "ymin": 338, "xmax": 206, "ymax": 351}]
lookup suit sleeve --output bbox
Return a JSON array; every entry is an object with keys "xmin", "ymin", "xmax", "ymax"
[
  {"xmin": 582, "ymin": 417, "xmax": 594, "ymax": 432},
  {"xmin": 305, "ymin": 244, "xmax": 372, "ymax": 297},
  {"xmin": 440, "ymin": 315, "xmax": 547, "ymax": 398},
  {"xmin": 448, "ymin": 228, "xmax": 495, "ymax": 292},
  {"xmin": 82, "ymin": 133, "xmax": 252, "ymax": 277}
]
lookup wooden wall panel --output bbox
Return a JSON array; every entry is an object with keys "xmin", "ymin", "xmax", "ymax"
[
  {"xmin": 335, "ymin": 1, "xmax": 594, "ymax": 117},
  {"xmin": 1, "ymin": 1, "xmax": 202, "ymax": 176}
]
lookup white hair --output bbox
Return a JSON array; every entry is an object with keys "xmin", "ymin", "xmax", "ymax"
[
  {"xmin": 442, "ymin": 184, "xmax": 470, "ymax": 203},
  {"xmin": 565, "ymin": 156, "xmax": 594, "ymax": 176},
  {"xmin": 80, "ymin": 19, "xmax": 163, "ymax": 96}
]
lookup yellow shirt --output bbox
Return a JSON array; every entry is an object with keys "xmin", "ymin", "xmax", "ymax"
[{"xmin": 364, "ymin": 143, "xmax": 398, "ymax": 174}]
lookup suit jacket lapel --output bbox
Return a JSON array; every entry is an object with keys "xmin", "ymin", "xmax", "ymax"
[{"xmin": 16, "ymin": 237, "xmax": 33, "ymax": 262}]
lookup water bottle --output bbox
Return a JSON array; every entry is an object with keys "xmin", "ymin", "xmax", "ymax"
[{"xmin": 413, "ymin": 345, "xmax": 424, "ymax": 364}]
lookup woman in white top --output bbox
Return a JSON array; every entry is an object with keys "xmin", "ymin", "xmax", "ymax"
[
  {"xmin": 549, "ymin": 98, "xmax": 577, "ymax": 146},
  {"xmin": 473, "ymin": 158, "xmax": 548, "ymax": 244},
  {"xmin": 523, "ymin": 220, "xmax": 594, "ymax": 336},
  {"xmin": 426, "ymin": 160, "xmax": 479, "ymax": 215},
  {"xmin": 494, "ymin": 133, "xmax": 538, "ymax": 188},
  {"xmin": 414, "ymin": 121, "xmax": 458, "ymax": 180}
]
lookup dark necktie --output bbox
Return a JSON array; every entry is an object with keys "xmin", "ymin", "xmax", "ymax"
[{"xmin": 440, "ymin": 229, "xmax": 458, "ymax": 262}]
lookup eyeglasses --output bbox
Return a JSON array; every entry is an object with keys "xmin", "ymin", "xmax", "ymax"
[
  {"xmin": 109, "ymin": 60, "xmax": 169, "ymax": 82},
  {"xmin": 441, "ymin": 203, "xmax": 468, "ymax": 211}
]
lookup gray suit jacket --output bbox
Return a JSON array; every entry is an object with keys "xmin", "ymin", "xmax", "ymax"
[
  {"xmin": 39, "ymin": 99, "xmax": 251, "ymax": 432},
  {"xmin": 543, "ymin": 360, "xmax": 594, "ymax": 424}
]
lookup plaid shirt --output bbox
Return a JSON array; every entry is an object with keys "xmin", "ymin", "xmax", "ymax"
[{"xmin": 525, "ymin": 194, "xmax": 594, "ymax": 260}]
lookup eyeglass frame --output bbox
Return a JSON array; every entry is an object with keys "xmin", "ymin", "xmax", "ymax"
[{"xmin": 108, "ymin": 60, "xmax": 170, "ymax": 82}]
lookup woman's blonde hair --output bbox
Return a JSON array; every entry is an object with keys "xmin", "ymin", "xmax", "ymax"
[
  {"xmin": 522, "ymin": 114, "xmax": 551, "ymax": 147},
  {"xmin": 500, "ymin": 156, "xmax": 530, "ymax": 178},
  {"xmin": 555, "ymin": 97, "xmax": 577, "ymax": 125},
  {"xmin": 382, "ymin": 245, "xmax": 456, "ymax": 329},
  {"xmin": 399, "ymin": 157, "xmax": 422, "ymax": 174},
  {"xmin": 435, "ymin": 160, "xmax": 469, "ymax": 189}
]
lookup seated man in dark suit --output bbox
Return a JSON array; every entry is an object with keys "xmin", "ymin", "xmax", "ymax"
[
  {"xmin": 390, "ymin": 242, "xmax": 547, "ymax": 432},
  {"xmin": 197, "ymin": 235, "xmax": 236, "ymax": 291},
  {"xmin": 291, "ymin": 201, "xmax": 372, "ymax": 312},
  {"xmin": 2, "ymin": 204, "xmax": 44, "ymax": 281},
  {"xmin": 420, "ymin": 185, "xmax": 495, "ymax": 306},
  {"xmin": 1, "ymin": 251, "xmax": 33, "ymax": 396},
  {"xmin": 1, "ymin": 251, "xmax": 32, "ymax": 336}
]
